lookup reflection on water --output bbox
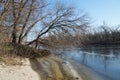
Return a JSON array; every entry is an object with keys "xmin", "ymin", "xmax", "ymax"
[{"xmin": 62, "ymin": 47, "xmax": 120, "ymax": 80}]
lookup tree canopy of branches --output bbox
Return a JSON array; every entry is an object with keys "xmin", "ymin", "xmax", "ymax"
[{"xmin": 0, "ymin": 0, "xmax": 89, "ymax": 48}]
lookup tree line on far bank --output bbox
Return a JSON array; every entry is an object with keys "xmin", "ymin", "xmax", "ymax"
[{"xmin": 45, "ymin": 24, "xmax": 120, "ymax": 49}]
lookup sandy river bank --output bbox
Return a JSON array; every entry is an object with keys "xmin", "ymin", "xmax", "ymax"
[{"xmin": 0, "ymin": 55, "xmax": 109, "ymax": 80}]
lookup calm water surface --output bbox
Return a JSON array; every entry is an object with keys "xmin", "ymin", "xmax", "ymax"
[{"xmin": 61, "ymin": 46, "xmax": 120, "ymax": 80}]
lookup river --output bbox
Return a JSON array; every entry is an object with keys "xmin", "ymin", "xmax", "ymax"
[{"xmin": 57, "ymin": 46, "xmax": 120, "ymax": 80}]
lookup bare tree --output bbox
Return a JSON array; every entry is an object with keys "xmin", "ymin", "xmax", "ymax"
[
  {"xmin": 27, "ymin": 3, "xmax": 89, "ymax": 48},
  {"xmin": 0, "ymin": 0, "xmax": 10, "ymax": 30},
  {"xmin": 0, "ymin": 0, "xmax": 89, "ymax": 49},
  {"xmin": 0, "ymin": 0, "xmax": 12, "ymax": 43},
  {"xmin": 6, "ymin": 0, "xmax": 45, "ymax": 44}
]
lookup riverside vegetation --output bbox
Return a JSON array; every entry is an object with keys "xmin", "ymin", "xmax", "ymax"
[{"xmin": 0, "ymin": 26, "xmax": 82, "ymax": 80}]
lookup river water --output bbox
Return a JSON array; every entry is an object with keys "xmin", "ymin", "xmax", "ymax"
[{"xmin": 60, "ymin": 46, "xmax": 120, "ymax": 80}]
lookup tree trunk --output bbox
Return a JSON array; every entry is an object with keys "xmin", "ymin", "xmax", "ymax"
[{"xmin": 12, "ymin": 30, "xmax": 17, "ymax": 43}]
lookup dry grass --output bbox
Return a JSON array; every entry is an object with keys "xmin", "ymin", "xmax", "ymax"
[
  {"xmin": 0, "ymin": 56, "xmax": 23, "ymax": 66},
  {"xmin": 0, "ymin": 42, "xmax": 51, "ymax": 57},
  {"xmin": 0, "ymin": 42, "xmax": 51, "ymax": 65}
]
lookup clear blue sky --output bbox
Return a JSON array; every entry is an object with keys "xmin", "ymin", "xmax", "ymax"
[{"xmin": 47, "ymin": 0, "xmax": 120, "ymax": 26}]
